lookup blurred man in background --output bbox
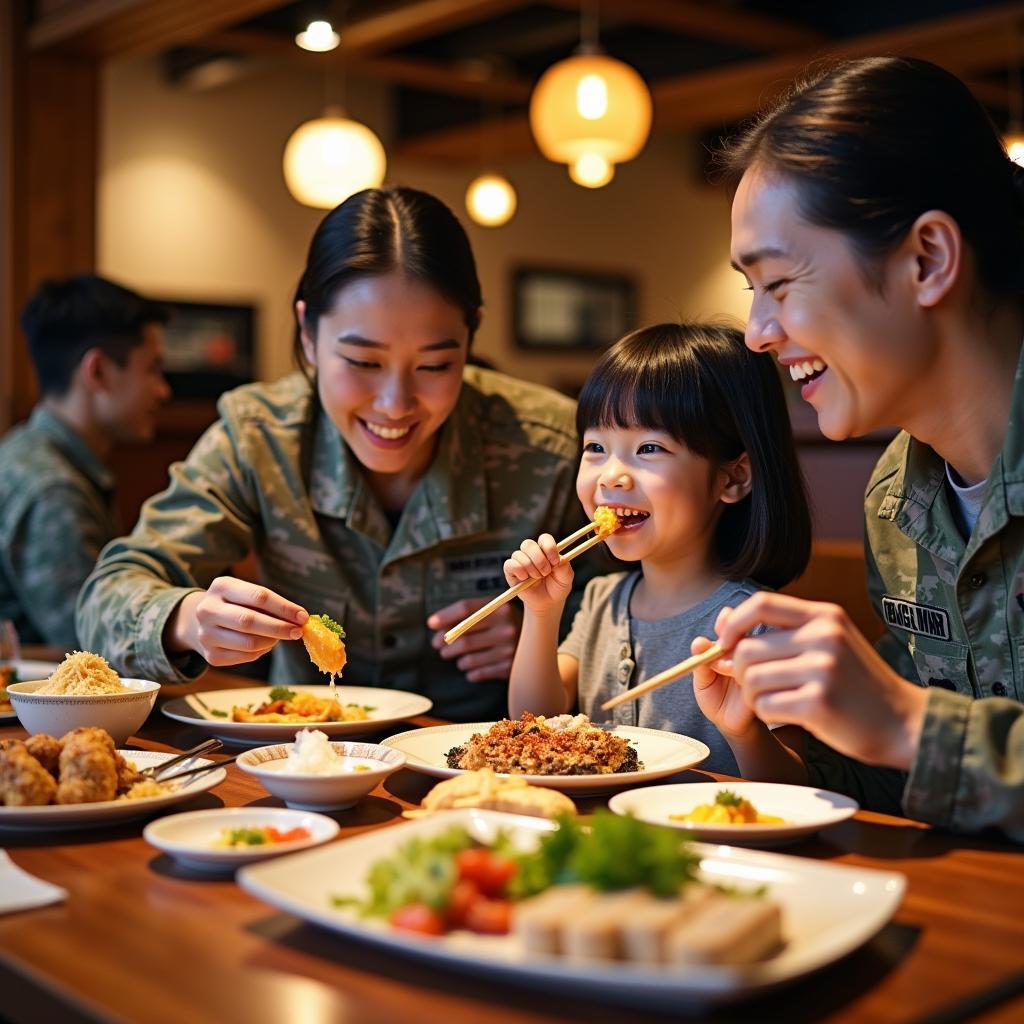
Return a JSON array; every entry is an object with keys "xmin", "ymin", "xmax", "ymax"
[{"xmin": 0, "ymin": 274, "xmax": 171, "ymax": 647}]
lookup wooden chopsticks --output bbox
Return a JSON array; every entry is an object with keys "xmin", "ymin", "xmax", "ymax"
[
  {"xmin": 443, "ymin": 516, "xmax": 618, "ymax": 646},
  {"xmin": 600, "ymin": 643, "xmax": 725, "ymax": 711}
]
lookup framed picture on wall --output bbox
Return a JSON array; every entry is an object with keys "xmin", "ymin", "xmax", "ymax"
[
  {"xmin": 159, "ymin": 299, "xmax": 257, "ymax": 399},
  {"xmin": 512, "ymin": 266, "xmax": 637, "ymax": 351}
]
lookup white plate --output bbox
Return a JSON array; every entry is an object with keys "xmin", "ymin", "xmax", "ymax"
[
  {"xmin": 238, "ymin": 809, "xmax": 906, "ymax": 1008},
  {"xmin": 161, "ymin": 685, "xmax": 433, "ymax": 745},
  {"xmin": 609, "ymin": 782, "xmax": 860, "ymax": 846},
  {"xmin": 144, "ymin": 806, "xmax": 339, "ymax": 872},
  {"xmin": 380, "ymin": 721, "xmax": 709, "ymax": 793},
  {"xmin": 0, "ymin": 660, "xmax": 62, "ymax": 720},
  {"xmin": 0, "ymin": 749, "xmax": 227, "ymax": 831}
]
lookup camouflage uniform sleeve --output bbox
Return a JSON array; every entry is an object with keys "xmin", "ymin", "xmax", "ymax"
[
  {"xmin": 903, "ymin": 688, "xmax": 1024, "ymax": 841},
  {"xmin": 865, "ymin": 531, "xmax": 919, "ymax": 678},
  {"xmin": 76, "ymin": 420, "xmax": 257, "ymax": 683},
  {"xmin": 6, "ymin": 481, "xmax": 110, "ymax": 648}
]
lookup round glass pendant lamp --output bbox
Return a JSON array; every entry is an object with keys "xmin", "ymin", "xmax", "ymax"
[
  {"xmin": 465, "ymin": 173, "xmax": 517, "ymax": 227},
  {"xmin": 283, "ymin": 111, "xmax": 386, "ymax": 209},
  {"xmin": 529, "ymin": 50, "xmax": 651, "ymax": 178}
]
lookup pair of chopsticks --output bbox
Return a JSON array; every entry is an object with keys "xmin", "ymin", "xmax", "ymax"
[
  {"xmin": 141, "ymin": 737, "xmax": 222, "ymax": 780},
  {"xmin": 600, "ymin": 643, "xmax": 725, "ymax": 711},
  {"xmin": 443, "ymin": 518, "xmax": 617, "ymax": 646}
]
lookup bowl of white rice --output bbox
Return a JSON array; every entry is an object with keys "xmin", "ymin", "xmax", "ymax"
[
  {"xmin": 8, "ymin": 651, "xmax": 160, "ymax": 744},
  {"xmin": 236, "ymin": 729, "xmax": 405, "ymax": 810}
]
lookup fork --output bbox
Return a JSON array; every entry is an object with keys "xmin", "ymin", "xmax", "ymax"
[{"xmin": 140, "ymin": 738, "xmax": 223, "ymax": 780}]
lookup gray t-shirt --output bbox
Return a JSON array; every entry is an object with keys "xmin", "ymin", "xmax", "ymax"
[{"xmin": 559, "ymin": 571, "xmax": 763, "ymax": 775}]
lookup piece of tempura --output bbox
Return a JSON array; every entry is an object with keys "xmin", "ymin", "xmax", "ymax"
[
  {"xmin": 301, "ymin": 613, "xmax": 347, "ymax": 677},
  {"xmin": 592, "ymin": 505, "xmax": 620, "ymax": 538}
]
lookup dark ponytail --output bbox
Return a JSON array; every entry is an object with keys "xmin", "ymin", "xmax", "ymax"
[
  {"xmin": 717, "ymin": 57, "xmax": 1024, "ymax": 300},
  {"xmin": 293, "ymin": 187, "xmax": 482, "ymax": 368}
]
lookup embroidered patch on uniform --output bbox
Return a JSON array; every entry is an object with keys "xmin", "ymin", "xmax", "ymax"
[
  {"xmin": 444, "ymin": 554, "xmax": 505, "ymax": 593},
  {"xmin": 881, "ymin": 596, "xmax": 951, "ymax": 641}
]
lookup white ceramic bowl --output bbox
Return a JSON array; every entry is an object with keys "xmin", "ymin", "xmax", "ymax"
[
  {"xmin": 7, "ymin": 678, "xmax": 160, "ymax": 745},
  {"xmin": 236, "ymin": 740, "xmax": 406, "ymax": 811},
  {"xmin": 144, "ymin": 807, "xmax": 340, "ymax": 873}
]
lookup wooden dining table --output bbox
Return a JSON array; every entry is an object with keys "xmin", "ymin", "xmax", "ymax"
[{"xmin": 1, "ymin": 663, "xmax": 1022, "ymax": 1024}]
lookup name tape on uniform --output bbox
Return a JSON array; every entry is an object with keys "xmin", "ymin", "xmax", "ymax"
[{"xmin": 881, "ymin": 596, "xmax": 951, "ymax": 641}]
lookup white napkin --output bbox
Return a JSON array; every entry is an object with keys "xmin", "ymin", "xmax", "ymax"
[{"xmin": 0, "ymin": 850, "xmax": 67, "ymax": 914}]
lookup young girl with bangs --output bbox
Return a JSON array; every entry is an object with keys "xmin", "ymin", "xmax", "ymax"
[{"xmin": 505, "ymin": 322, "xmax": 811, "ymax": 773}]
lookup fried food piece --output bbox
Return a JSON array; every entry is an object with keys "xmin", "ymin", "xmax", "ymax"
[
  {"xmin": 0, "ymin": 740, "xmax": 57, "ymax": 806},
  {"xmin": 25, "ymin": 733, "xmax": 62, "ymax": 778},
  {"xmin": 592, "ymin": 505, "xmax": 620, "ymax": 538},
  {"xmin": 301, "ymin": 614, "xmax": 347, "ymax": 676},
  {"xmin": 115, "ymin": 751, "xmax": 142, "ymax": 794},
  {"xmin": 56, "ymin": 726, "xmax": 117, "ymax": 804}
]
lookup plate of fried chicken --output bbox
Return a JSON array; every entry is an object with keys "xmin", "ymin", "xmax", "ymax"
[{"xmin": 0, "ymin": 726, "xmax": 226, "ymax": 829}]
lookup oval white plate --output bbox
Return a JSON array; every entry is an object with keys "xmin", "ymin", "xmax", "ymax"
[
  {"xmin": 0, "ymin": 749, "xmax": 226, "ymax": 831},
  {"xmin": 381, "ymin": 721, "xmax": 710, "ymax": 793},
  {"xmin": 609, "ymin": 782, "xmax": 859, "ymax": 845},
  {"xmin": 144, "ymin": 806, "xmax": 339, "ymax": 872},
  {"xmin": 0, "ymin": 660, "xmax": 62, "ymax": 720},
  {"xmin": 238, "ymin": 809, "xmax": 905, "ymax": 1008},
  {"xmin": 162, "ymin": 685, "xmax": 433, "ymax": 745}
]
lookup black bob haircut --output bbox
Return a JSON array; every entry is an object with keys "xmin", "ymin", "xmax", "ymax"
[
  {"xmin": 576, "ymin": 322, "xmax": 811, "ymax": 590},
  {"xmin": 20, "ymin": 274, "xmax": 170, "ymax": 398}
]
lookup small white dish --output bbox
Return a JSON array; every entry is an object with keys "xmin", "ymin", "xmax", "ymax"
[
  {"xmin": 608, "ymin": 782, "xmax": 859, "ymax": 846},
  {"xmin": 8, "ymin": 678, "xmax": 161, "ymax": 745},
  {"xmin": 144, "ymin": 806, "xmax": 339, "ymax": 872},
  {"xmin": 236, "ymin": 740, "xmax": 406, "ymax": 810}
]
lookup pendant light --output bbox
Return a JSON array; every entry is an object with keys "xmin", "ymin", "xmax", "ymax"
[
  {"xmin": 528, "ymin": 4, "xmax": 651, "ymax": 188},
  {"xmin": 283, "ymin": 106, "xmax": 386, "ymax": 209},
  {"xmin": 466, "ymin": 173, "xmax": 517, "ymax": 227}
]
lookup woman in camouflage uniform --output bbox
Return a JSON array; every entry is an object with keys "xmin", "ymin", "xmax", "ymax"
[
  {"xmin": 695, "ymin": 58, "xmax": 1024, "ymax": 840},
  {"xmin": 77, "ymin": 188, "xmax": 591, "ymax": 721}
]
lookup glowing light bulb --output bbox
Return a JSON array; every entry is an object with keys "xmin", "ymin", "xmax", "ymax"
[
  {"xmin": 295, "ymin": 20, "xmax": 340, "ymax": 52},
  {"xmin": 465, "ymin": 173, "xmax": 517, "ymax": 227},
  {"xmin": 569, "ymin": 153, "xmax": 614, "ymax": 188},
  {"xmin": 576, "ymin": 74, "xmax": 608, "ymax": 120},
  {"xmin": 1005, "ymin": 130, "xmax": 1024, "ymax": 166}
]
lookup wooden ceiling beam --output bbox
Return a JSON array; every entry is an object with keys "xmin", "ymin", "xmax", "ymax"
[
  {"xmin": 29, "ymin": 0, "xmax": 284, "ymax": 55},
  {"xmin": 397, "ymin": 0, "xmax": 1024, "ymax": 161},
  {"xmin": 544, "ymin": 0, "xmax": 827, "ymax": 51},
  {"xmin": 204, "ymin": 29, "xmax": 532, "ymax": 103},
  {"xmin": 28, "ymin": 0, "xmax": 532, "ymax": 60},
  {"xmin": 340, "ymin": 0, "xmax": 529, "ymax": 58}
]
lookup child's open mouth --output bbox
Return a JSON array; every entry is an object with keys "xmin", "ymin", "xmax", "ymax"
[{"xmin": 605, "ymin": 506, "xmax": 650, "ymax": 531}]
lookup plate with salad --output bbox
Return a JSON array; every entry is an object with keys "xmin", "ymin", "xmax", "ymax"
[
  {"xmin": 238, "ymin": 808, "xmax": 905, "ymax": 1008},
  {"xmin": 161, "ymin": 684, "xmax": 433, "ymax": 746}
]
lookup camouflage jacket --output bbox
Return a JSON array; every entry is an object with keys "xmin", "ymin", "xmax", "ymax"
[
  {"xmin": 77, "ymin": 368, "xmax": 595, "ymax": 720},
  {"xmin": 807, "ymin": 344, "xmax": 1024, "ymax": 841},
  {"xmin": 0, "ymin": 406, "xmax": 119, "ymax": 647}
]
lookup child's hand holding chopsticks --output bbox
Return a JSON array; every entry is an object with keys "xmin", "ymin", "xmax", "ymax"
[{"xmin": 503, "ymin": 534, "xmax": 574, "ymax": 614}]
